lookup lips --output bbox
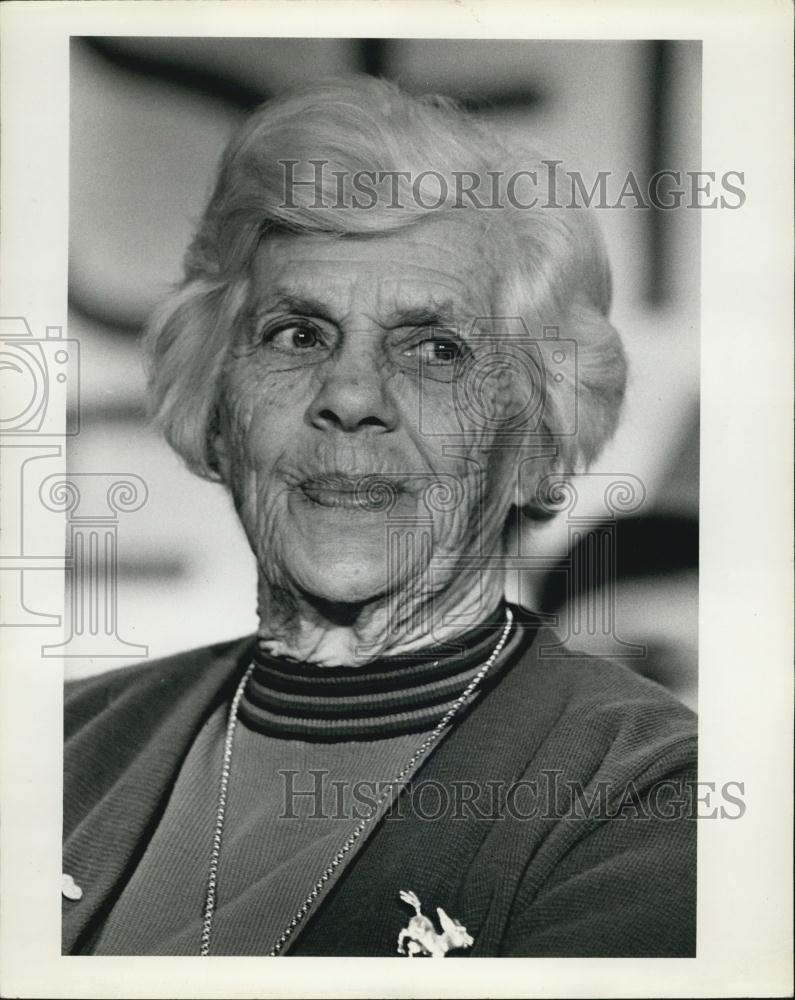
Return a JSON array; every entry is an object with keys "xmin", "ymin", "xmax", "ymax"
[{"xmin": 299, "ymin": 474, "xmax": 383, "ymax": 510}]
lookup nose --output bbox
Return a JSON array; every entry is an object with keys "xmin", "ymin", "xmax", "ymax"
[{"xmin": 307, "ymin": 335, "xmax": 399, "ymax": 434}]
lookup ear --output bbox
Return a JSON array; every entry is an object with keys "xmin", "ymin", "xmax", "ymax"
[
  {"xmin": 211, "ymin": 433, "xmax": 231, "ymax": 483},
  {"xmin": 516, "ymin": 452, "xmax": 562, "ymax": 521},
  {"xmin": 207, "ymin": 406, "xmax": 232, "ymax": 484},
  {"xmin": 436, "ymin": 908, "xmax": 456, "ymax": 933}
]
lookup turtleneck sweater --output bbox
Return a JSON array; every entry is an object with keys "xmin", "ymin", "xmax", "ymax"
[
  {"xmin": 241, "ymin": 608, "xmax": 518, "ymax": 740},
  {"xmin": 91, "ymin": 604, "xmax": 532, "ymax": 956}
]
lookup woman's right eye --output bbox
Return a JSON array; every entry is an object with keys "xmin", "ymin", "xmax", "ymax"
[{"xmin": 261, "ymin": 321, "xmax": 325, "ymax": 353}]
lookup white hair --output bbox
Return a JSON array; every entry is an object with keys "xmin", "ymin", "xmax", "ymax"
[{"xmin": 144, "ymin": 74, "xmax": 627, "ymax": 508}]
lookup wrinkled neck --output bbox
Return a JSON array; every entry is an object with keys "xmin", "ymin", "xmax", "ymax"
[{"xmin": 255, "ymin": 568, "xmax": 507, "ymax": 668}]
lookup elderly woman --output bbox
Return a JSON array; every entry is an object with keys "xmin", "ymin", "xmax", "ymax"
[{"xmin": 63, "ymin": 76, "xmax": 696, "ymax": 958}]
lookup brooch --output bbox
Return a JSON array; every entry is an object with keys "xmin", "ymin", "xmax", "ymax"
[
  {"xmin": 62, "ymin": 872, "xmax": 83, "ymax": 901},
  {"xmin": 396, "ymin": 889, "xmax": 474, "ymax": 957}
]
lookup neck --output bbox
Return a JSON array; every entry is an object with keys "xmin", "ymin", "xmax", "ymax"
[{"xmin": 255, "ymin": 570, "xmax": 507, "ymax": 667}]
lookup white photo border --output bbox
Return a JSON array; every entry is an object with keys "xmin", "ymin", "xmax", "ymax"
[{"xmin": 0, "ymin": 2, "xmax": 792, "ymax": 997}]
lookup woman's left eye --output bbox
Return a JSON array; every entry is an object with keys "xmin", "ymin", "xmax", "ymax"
[{"xmin": 406, "ymin": 337, "xmax": 464, "ymax": 367}]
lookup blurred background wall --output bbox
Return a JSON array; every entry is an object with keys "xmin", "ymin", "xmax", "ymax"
[{"xmin": 67, "ymin": 37, "xmax": 700, "ymax": 706}]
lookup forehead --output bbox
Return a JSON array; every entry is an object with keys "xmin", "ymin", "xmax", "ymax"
[{"xmin": 250, "ymin": 215, "xmax": 499, "ymax": 318}]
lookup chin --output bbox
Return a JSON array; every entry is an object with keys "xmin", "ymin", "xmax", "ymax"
[
  {"xmin": 288, "ymin": 547, "xmax": 391, "ymax": 606},
  {"xmin": 298, "ymin": 567, "xmax": 388, "ymax": 606}
]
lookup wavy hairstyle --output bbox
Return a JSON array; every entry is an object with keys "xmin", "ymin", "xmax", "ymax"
[{"xmin": 144, "ymin": 75, "xmax": 627, "ymax": 508}]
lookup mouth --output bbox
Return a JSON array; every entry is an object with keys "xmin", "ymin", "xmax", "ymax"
[{"xmin": 298, "ymin": 474, "xmax": 396, "ymax": 511}]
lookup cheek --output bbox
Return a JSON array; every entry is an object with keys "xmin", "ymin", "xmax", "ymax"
[
  {"xmin": 406, "ymin": 381, "xmax": 507, "ymax": 525},
  {"xmin": 433, "ymin": 436, "xmax": 518, "ymax": 550},
  {"xmin": 404, "ymin": 376, "xmax": 461, "ymax": 444},
  {"xmin": 222, "ymin": 368, "xmax": 309, "ymax": 472}
]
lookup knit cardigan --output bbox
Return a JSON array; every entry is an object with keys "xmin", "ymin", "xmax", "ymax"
[{"xmin": 63, "ymin": 621, "xmax": 697, "ymax": 957}]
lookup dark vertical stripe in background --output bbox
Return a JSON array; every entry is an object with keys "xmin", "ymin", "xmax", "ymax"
[
  {"xmin": 357, "ymin": 38, "xmax": 391, "ymax": 76},
  {"xmin": 646, "ymin": 40, "xmax": 673, "ymax": 307}
]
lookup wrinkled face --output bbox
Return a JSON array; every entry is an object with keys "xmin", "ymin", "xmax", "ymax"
[{"xmin": 216, "ymin": 215, "xmax": 534, "ymax": 607}]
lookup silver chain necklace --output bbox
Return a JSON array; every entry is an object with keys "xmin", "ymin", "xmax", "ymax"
[{"xmin": 199, "ymin": 607, "xmax": 514, "ymax": 957}]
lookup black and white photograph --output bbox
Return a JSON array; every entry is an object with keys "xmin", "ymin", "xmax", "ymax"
[
  {"xmin": 0, "ymin": 2, "xmax": 791, "ymax": 998},
  {"xmin": 63, "ymin": 34, "xmax": 704, "ymax": 959}
]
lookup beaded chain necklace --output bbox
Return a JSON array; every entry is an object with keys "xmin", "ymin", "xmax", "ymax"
[{"xmin": 199, "ymin": 608, "xmax": 514, "ymax": 956}]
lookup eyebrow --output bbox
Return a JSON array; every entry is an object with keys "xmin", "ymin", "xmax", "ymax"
[
  {"xmin": 384, "ymin": 306, "xmax": 460, "ymax": 329},
  {"xmin": 253, "ymin": 292, "xmax": 338, "ymax": 325},
  {"xmin": 254, "ymin": 290, "xmax": 463, "ymax": 330}
]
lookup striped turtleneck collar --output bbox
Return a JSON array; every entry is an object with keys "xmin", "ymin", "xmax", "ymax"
[{"xmin": 239, "ymin": 603, "xmax": 539, "ymax": 741}]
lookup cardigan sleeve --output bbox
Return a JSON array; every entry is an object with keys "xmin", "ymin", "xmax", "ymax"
[{"xmin": 500, "ymin": 764, "xmax": 697, "ymax": 957}]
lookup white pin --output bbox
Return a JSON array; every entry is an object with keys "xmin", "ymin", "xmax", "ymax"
[
  {"xmin": 396, "ymin": 889, "xmax": 474, "ymax": 957},
  {"xmin": 62, "ymin": 872, "xmax": 83, "ymax": 901}
]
